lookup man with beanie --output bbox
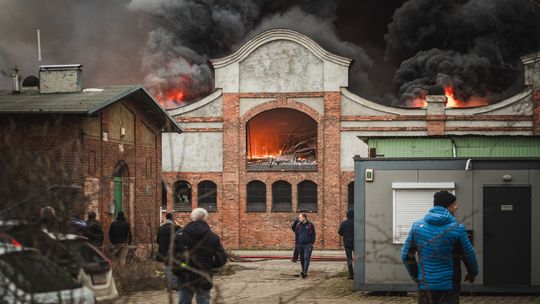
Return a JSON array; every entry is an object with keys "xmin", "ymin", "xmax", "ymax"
[
  {"xmin": 156, "ymin": 213, "xmax": 181, "ymax": 291},
  {"xmin": 401, "ymin": 190, "xmax": 479, "ymax": 304},
  {"xmin": 338, "ymin": 209, "xmax": 354, "ymax": 279}
]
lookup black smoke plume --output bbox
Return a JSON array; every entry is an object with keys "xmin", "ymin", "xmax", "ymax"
[{"xmin": 386, "ymin": 0, "xmax": 540, "ymax": 106}]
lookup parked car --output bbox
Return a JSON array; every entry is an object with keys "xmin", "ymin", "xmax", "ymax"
[
  {"xmin": 0, "ymin": 243, "xmax": 95, "ymax": 303},
  {"xmin": 46, "ymin": 232, "xmax": 118, "ymax": 301}
]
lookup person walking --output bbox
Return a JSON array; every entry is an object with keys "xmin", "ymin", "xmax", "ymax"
[
  {"xmin": 296, "ymin": 213, "xmax": 316, "ymax": 279},
  {"xmin": 291, "ymin": 217, "xmax": 300, "ymax": 262},
  {"xmin": 83, "ymin": 211, "xmax": 104, "ymax": 248},
  {"xmin": 156, "ymin": 213, "xmax": 181, "ymax": 290},
  {"xmin": 401, "ymin": 191, "xmax": 479, "ymax": 304},
  {"xmin": 108, "ymin": 211, "xmax": 132, "ymax": 259},
  {"xmin": 338, "ymin": 209, "xmax": 355, "ymax": 280},
  {"xmin": 173, "ymin": 208, "xmax": 227, "ymax": 304}
]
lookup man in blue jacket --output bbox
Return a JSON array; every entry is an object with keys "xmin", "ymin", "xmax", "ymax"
[
  {"xmin": 296, "ymin": 213, "xmax": 316, "ymax": 279},
  {"xmin": 401, "ymin": 191, "xmax": 478, "ymax": 304},
  {"xmin": 338, "ymin": 209, "xmax": 354, "ymax": 279}
]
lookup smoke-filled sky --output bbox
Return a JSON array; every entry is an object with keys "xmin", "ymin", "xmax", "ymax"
[{"xmin": 0, "ymin": 0, "xmax": 539, "ymax": 108}]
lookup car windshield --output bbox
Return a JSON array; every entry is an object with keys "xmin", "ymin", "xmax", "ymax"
[{"xmin": 0, "ymin": 251, "xmax": 81, "ymax": 293}]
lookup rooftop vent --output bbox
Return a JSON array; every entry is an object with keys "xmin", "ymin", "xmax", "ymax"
[{"xmin": 39, "ymin": 64, "xmax": 82, "ymax": 94}]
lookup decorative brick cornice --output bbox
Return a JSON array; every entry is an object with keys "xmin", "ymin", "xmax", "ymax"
[
  {"xmin": 241, "ymin": 95, "xmax": 323, "ymax": 123},
  {"xmin": 175, "ymin": 117, "xmax": 223, "ymax": 123}
]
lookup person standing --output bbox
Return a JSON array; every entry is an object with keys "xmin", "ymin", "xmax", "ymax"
[
  {"xmin": 401, "ymin": 191, "xmax": 479, "ymax": 304},
  {"xmin": 338, "ymin": 209, "xmax": 355, "ymax": 279},
  {"xmin": 173, "ymin": 208, "xmax": 227, "ymax": 304},
  {"xmin": 296, "ymin": 213, "xmax": 316, "ymax": 279},
  {"xmin": 291, "ymin": 218, "xmax": 300, "ymax": 262},
  {"xmin": 156, "ymin": 213, "xmax": 181, "ymax": 290},
  {"xmin": 83, "ymin": 211, "xmax": 104, "ymax": 248},
  {"xmin": 108, "ymin": 211, "xmax": 132, "ymax": 259}
]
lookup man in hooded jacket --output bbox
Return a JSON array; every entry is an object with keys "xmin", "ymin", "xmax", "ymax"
[
  {"xmin": 338, "ymin": 209, "xmax": 354, "ymax": 279},
  {"xmin": 173, "ymin": 208, "xmax": 227, "ymax": 304},
  {"xmin": 401, "ymin": 191, "xmax": 478, "ymax": 304}
]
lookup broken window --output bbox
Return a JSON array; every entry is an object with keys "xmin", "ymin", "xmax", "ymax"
[
  {"xmin": 173, "ymin": 181, "xmax": 192, "ymax": 212},
  {"xmin": 198, "ymin": 180, "xmax": 217, "ymax": 212},
  {"xmin": 247, "ymin": 109, "xmax": 317, "ymax": 171},
  {"xmin": 247, "ymin": 180, "xmax": 266, "ymax": 212},
  {"xmin": 272, "ymin": 180, "xmax": 292, "ymax": 212},
  {"xmin": 298, "ymin": 180, "xmax": 317, "ymax": 212}
]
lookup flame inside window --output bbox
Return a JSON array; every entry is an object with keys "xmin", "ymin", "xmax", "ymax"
[{"xmin": 247, "ymin": 109, "xmax": 317, "ymax": 167}]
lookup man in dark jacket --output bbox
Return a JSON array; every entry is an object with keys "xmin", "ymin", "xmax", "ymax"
[
  {"xmin": 108, "ymin": 211, "xmax": 132, "ymax": 245},
  {"xmin": 156, "ymin": 213, "xmax": 180, "ymax": 291},
  {"xmin": 401, "ymin": 191, "xmax": 479, "ymax": 304},
  {"xmin": 296, "ymin": 213, "xmax": 316, "ymax": 279},
  {"xmin": 83, "ymin": 211, "xmax": 104, "ymax": 248},
  {"xmin": 338, "ymin": 209, "xmax": 354, "ymax": 279},
  {"xmin": 291, "ymin": 218, "xmax": 300, "ymax": 262},
  {"xmin": 173, "ymin": 208, "xmax": 227, "ymax": 304}
]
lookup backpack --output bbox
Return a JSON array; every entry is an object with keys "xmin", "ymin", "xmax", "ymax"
[{"xmin": 171, "ymin": 230, "xmax": 191, "ymax": 276}]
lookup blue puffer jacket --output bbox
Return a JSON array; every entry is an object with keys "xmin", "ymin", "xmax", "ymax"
[{"xmin": 401, "ymin": 206, "xmax": 479, "ymax": 291}]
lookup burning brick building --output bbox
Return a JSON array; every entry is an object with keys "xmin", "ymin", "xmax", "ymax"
[
  {"xmin": 162, "ymin": 29, "xmax": 540, "ymax": 249},
  {"xmin": 0, "ymin": 64, "xmax": 182, "ymax": 243}
]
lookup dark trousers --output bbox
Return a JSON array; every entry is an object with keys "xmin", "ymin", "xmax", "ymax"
[
  {"xmin": 345, "ymin": 247, "xmax": 354, "ymax": 266},
  {"xmin": 418, "ymin": 290, "xmax": 460, "ymax": 304},
  {"xmin": 292, "ymin": 244, "xmax": 299, "ymax": 261},
  {"xmin": 298, "ymin": 243, "xmax": 313, "ymax": 273}
]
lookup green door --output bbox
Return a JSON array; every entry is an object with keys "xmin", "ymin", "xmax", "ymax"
[{"xmin": 114, "ymin": 176, "xmax": 123, "ymax": 218}]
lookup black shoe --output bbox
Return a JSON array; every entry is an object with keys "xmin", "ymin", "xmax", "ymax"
[
  {"xmin": 301, "ymin": 272, "xmax": 307, "ymax": 279},
  {"xmin": 348, "ymin": 276, "xmax": 354, "ymax": 280},
  {"xmin": 291, "ymin": 258, "xmax": 298, "ymax": 263}
]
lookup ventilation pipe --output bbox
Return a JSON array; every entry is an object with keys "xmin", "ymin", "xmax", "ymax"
[{"xmin": 11, "ymin": 68, "xmax": 20, "ymax": 94}]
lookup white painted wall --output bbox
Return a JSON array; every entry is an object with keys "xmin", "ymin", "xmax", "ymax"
[
  {"xmin": 340, "ymin": 132, "xmax": 368, "ymax": 171},
  {"xmin": 162, "ymin": 132, "xmax": 223, "ymax": 172}
]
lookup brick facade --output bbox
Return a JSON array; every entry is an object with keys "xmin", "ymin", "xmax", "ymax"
[{"xmin": 534, "ymin": 90, "xmax": 540, "ymax": 135}]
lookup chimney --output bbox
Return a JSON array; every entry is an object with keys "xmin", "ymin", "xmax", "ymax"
[
  {"xmin": 39, "ymin": 64, "xmax": 82, "ymax": 94},
  {"xmin": 425, "ymin": 85, "xmax": 447, "ymax": 136},
  {"xmin": 11, "ymin": 68, "xmax": 20, "ymax": 94},
  {"xmin": 522, "ymin": 52, "xmax": 540, "ymax": 135}
]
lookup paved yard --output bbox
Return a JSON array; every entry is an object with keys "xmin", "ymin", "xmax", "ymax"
[{"xmin": 114, "ymin": 251, "xmax": 540, "ymax": 304}]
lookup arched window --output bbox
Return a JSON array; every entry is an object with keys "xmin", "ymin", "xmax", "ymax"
[
  {"xmin": 198, "ymin": 181, "xmax": 217, "ymax": 212},
  {"xmin": 161, "ymin": 181, "xmax": 167, "ymax": 210},
  {"xmin": 173, "ymin": 181, "xmax": 192, "ymax": 212},
  {"xmin": 298, "ymin": 180, "xmax": 317, "ymax": 212},
  {"xmin": 272, "ymin": 180, "xmax": 292, "ymax": 212},
  {"xmin": 348, "ymin": 182, "xmax": 354, "ymax": 210},
  {"xmin": 247, "ymin": 180, "xmax": 266, "ymax": 212}
]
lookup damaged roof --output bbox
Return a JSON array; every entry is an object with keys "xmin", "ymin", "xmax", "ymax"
[{"xmin": 0, "ymin": 85, "xmax": 182, "ymax": 133}]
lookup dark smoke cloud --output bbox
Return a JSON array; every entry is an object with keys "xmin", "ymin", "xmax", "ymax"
[
  {"xmin": 386, "ymin": 0, "xmax": 540, "ymax": 105},
  {"xmin": 0, "ymin": 0, "xmax": 148, "ymax": 90},
  {"xmin": 129, "ymin": 0, "xmax": 373, "ymax": 107}
]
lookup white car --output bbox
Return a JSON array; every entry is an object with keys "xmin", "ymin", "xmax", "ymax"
[
  {"xmin": 0, "ymin": 243, "xmax": 95, "ymax": 304},
  {"xmin": 46, "ymin": 232, "xmax": 118, "ymax": 301}
]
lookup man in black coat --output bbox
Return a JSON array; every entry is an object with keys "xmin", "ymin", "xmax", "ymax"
[
  {"xmin": 156, "ymin": 213, "xmax": 180, "ymax": 291},
  {"xmin": 108, "ymin": 211, "xmax": 132, "ymax": 245},
  {"xmin": 338, "ymin": 209, "xmax": 355, "ymax": 279},
  {"xmin": 173, "ymin": 208, "xmax": 227, "ymax": 304},
  {"xmin": 83, "ymin": 211, "xmax": 104, "ymax": 248},
  {"xmin": 296, "ymin": 213, "xmax": 316, "ymax": 279},
  {"xmin": 291, "ymin": 218, "xmax": 300, "ymax": 262}
]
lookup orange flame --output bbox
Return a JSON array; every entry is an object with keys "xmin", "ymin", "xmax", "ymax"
[
  {"xmin": 155, "ymin": 89, "xmax": 186, "ymax": 107},
  {"xmin": 409, "ymin": 86, "xmax": 488, "ymax": 108}
]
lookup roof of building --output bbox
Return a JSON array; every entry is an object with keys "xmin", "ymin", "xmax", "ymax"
[{"xmin": 0, "ymin": 85, "xmax": 182, "ymax": 133}]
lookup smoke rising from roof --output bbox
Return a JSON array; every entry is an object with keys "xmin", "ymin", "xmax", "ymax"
[{"xmin": 386, "ymin": 0, "xmax": 540, "ymax": 106}]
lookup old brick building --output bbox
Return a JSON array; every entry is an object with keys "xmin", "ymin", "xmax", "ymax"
[
  {"xmin": 0, "ymin": 65, "xmax": 182, "ymax": 243},
  {"xmin": 163, "ymin": 29, "xmax": 540, "ymax": 249}
]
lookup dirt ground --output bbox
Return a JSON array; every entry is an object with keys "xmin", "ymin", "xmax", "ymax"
[{"xmin": 113, "ymin": 257, "xmax": 540, "ymax": 304}]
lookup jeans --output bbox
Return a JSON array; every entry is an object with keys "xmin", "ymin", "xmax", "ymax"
[
  {"xmin": 292, "ymin": 244, "xmax": 299, "ymax": 261},
  {"xmin": 298, "ymin": 243, "xmax": 313, "ymax": 273},
  {"xmin": 178, "ymin": 288, "xmax": 210, "ymax": 304},
  {"xmin": 345, "ymin": 247, "xmax": 354, "ymax": 267},
  {"xmin": 164, "ymin": 265, "xmax": 177, "ymax": 290},
  {"xmin": 418, "ymin": 290, "xmax": 460, "ymax": 304}
]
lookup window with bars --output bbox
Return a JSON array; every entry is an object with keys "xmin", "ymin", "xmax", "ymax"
[
  {"xmin": 198, "ymin": 180, "xmax": 217, "ymax": 212},
  {"xmin": 247, "ymin": 180, "xmax": 266, "ymax": 212},
  {"xmin": 272, "ymin": 180, "xmax": 292, "ymax": 212},
  {"xmin": 298, "ymin": 180, "xmax": 317, "ymax": 212},
  {"xmin": 348, "ymin": 182, "xmax": 354, "ymax": 210},
  {"xmin": 173, "ymin": 181, "xmax": 192, "ymax": 212}
]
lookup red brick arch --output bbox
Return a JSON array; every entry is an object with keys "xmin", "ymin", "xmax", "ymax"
[{"xmin": 241, "ymin": 99, "xmax": 323, "ymax": 124}]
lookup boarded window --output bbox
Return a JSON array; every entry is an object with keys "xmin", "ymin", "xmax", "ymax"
[
  {"xmin": 198, "ymin": 181, "xmax": 217, "ymax": 212},
  {"xmin": 141, "ymin": 124, "xmax": 156, "ymax": 147},
  {"xmin": 173, "ymin": 181, "xmax": 192, "ymax": 212},
  {"xmin": 272, "ymin": 181, "xmax": 292, "ymax": 212},
  {"xmin": 298, "ymin": 180, "xmax": 317, "ymax": 212},
  {"xmin": 247, "ymin": 181, "xmax": 266, "ymax": 212},
  {"xmin": 392, "ymin": 183, "xmax": 455, "ymax": 244}
]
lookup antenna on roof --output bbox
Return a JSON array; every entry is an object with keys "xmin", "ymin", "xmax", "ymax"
[{"xmin": 37, "ymin": 29, "xmax": 42, "ymax": 63}]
